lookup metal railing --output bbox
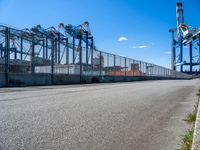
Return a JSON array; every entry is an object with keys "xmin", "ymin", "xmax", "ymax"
[{"xmin": 0, "ymin": 25, "xmax": 192, "ymax": 85}]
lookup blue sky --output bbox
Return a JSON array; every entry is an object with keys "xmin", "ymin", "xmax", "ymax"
[{"xmin": 0, "ymin": 0, "xmax": 199, "ymax": 68}]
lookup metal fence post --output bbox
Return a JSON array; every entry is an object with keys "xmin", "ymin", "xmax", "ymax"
[
  {"xmin": 42, "ymin": 39, "xmax": 45, "ymax": 59},
  {"xmin": 189, "ymin": 43, "xmax": 193, "ymax": 72},
  {"xmin": 14, "ymin": 46, "xmax": 17, "ymax": 60},
  {"xmin": 114, "ymin": 55, "xmax": 116, "ymax": 79},
  {"xmin": 125, "ymin": 58, "xmax": 126, "ymax": 80},
  {"xmin": 86, "ymin": 32, "xmax": 88, "ymax": 66},
  {"xmin": 79, "ymin": 37, "xmax": 82, "ymax": 83},
  {"xmin": 55, "ymin": 40, "xmax": 58, "ymax": 64},
  {"xmin": 58, "ymin": 40, "xmax": 60, "ymax": 64},
  {"xmin": 91, "ymin": 37, "xmax": 94, "ymax": 71},
  {"xmin": 66, "ymin": 38, "xmax": 69, "ymax": 75},
  {"xmin": 51, "ymin": 39, "xmax": 54, "ymax": 84},
  {"xmin": 20, "ymin": 37, "xmax": 23, "ymax": 60},
  {"xmin": 180, "ymin": 37, "xmax": 183, "ymax": 72},
  {"xmin": 5, "ymin": 27, "xmax": 10, "ymax": 86},
  {"xmin": 199, "ymin": 38, "xmax": 200, "ymax": 62},
  {"xmin": 45, "ymin": 37, "xmax": 48, "ymax": 59},
  {"xmin": 31, "ymin": 35, "xmax": 35, "ymax": 74},
  {"xmin": 100, "ymin": 51, "xmax": 102, "ymax": 77},
  {"xmin": 0, "ymin": 43, "xmax": 3, "ymax": 57},
  {"xmin": 73, "ymin": 36, "xmax": 75, "ymax": 64},
  {"xmin": 107, "ymin": 53, "xmax": 109, "ymax": 69}
]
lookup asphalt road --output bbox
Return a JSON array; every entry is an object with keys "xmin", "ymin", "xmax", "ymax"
[{"xmin": 0, "ymin": 80, "xmax": 200, "ymax": 150}]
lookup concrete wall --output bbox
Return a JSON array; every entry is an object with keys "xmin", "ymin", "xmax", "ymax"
[
  {"xmin": 8, "ymin": 73, "xmax": 52, "ymax": 86},
  {"xmin": 54, "ymin": 75, "xmax": 81, "ymax": 85},
  {"xmin": 6, "ymin": 74, "xmax": 81, "ymax": 86},
  {"xmin": 0, "ymin": 73, "xmax": 6, "ymax": 87},
  {"xmin": 0, "ymin": 73, "xmax": 191, "ymax": 87}
]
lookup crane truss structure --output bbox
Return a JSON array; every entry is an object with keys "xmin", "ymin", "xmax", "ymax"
[
  {"xmin": 0, "ymin": 23, "xmax": 94, "ymax": 74},
  {"xmin": 169, "ymin": 2, "xmax": 200, "ymax": 75}
]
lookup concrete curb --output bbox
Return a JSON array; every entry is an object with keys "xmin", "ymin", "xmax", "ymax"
[{"xmin": 192, "ymin": 99, "xmax": 200, "ymax": 150}]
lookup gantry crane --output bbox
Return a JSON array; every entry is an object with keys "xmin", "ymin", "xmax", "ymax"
[
  {"xmin": 58, "ymin": 21, "xmax": 95, "ymax": 65},
  {"xmin": 169, "ymin": 2, "xmax": 200, "ymax": 75},
  {"xmin": 0, "ymin": 21, "xmax": 95, "ymax": 74}
]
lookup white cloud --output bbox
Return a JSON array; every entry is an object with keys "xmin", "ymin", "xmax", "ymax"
[
  {"xmin": 118, "ymin": 37, "xmax": 128, "ymax": 42},
  {"xmin": 131, "ymin": 45, "xmax": 147, "ymax": 49},
  {"xmin": 138, "ymin": 45, "xmax": 147, "ymax": 49},
  {"xmin": 165, "ymin": 51, "xmax": 171, "ymax": 55}
]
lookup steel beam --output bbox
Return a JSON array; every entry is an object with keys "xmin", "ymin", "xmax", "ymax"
[{"xmin": 170, "ymin": 30, "xmax": 176, "ymax": 70}]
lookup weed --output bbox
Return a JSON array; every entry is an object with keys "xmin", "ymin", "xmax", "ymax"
[
  {"xmin": 180, "ymin": 129, "xmax": 194, "ymax": 150},
  {"xmin": 184, "ymin": 112, "xmax": 196, "ymax": 125}
]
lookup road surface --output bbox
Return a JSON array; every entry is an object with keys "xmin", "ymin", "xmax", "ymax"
[{"xmin": 0, "ymin": 80, "xmax": 199, "ymax": 150}]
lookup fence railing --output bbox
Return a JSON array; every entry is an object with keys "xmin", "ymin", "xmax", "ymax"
[{"xmin": 0, "ymin": 25, "xmax": 192, "ymax": 83}]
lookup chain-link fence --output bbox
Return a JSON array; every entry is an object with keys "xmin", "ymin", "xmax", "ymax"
[{"xmin": 0, "ymin": 25, "xmax": 192, "ymax": 86}]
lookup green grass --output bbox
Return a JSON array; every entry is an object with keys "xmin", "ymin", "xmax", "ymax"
[
  {"xmin": 180, "ymin": 129, "xmax": 194, "ymax": 150},
  {"xmin": 196, "ymin": 89, "xmax": 200, "ymax": 99},
  {"xmin": 179, "ymin": 90, "xmax": 200, "ymax": 150},
  {"xmin": 184, "ymin": 112, "xmax": 197, "ymax": 124},
  {"xmin": 197, "ymin": 89, "xmax": 200, "ymax": 107}
]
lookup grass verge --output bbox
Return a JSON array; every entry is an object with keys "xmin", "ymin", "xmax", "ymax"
[
  {"xmin": 180, "ymin": 129, "xmax": 194, "ymax": 150},
  {"xmin": 179, "ymin": 89, "xmax": 200, "ymax": 150},
  {"xmin": 184, "ymin": 112, "xmax": 196, "ymax": 125}
]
